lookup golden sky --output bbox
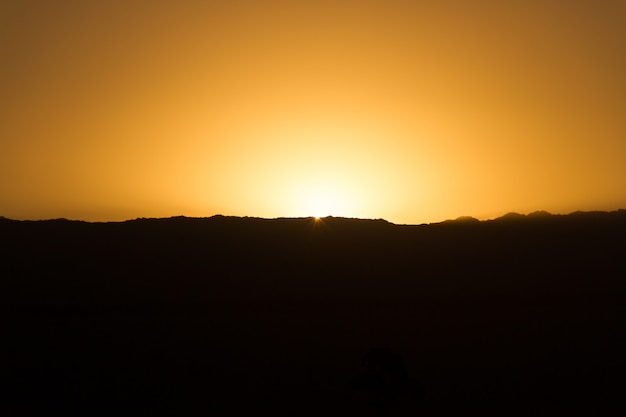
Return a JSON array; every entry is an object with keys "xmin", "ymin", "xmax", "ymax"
[{"xmin": 1, "ymin": 0, "xmax": 625, "ymax": 224}]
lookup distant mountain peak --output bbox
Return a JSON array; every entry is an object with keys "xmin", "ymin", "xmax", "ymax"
[
  {"xmin": 527, "ymin": 210, "xmax": 552, "ymax": 218},
  {"xmin": 455, "ymin": 216, "xmax": 480, "ymax": 222},
  {"xmin": 438, "ymin": 215, "xmax": 480, "ymax": 225},
  {"xmin": 497, "ymin": 212, "xmax": 526, "ymax": 220}
]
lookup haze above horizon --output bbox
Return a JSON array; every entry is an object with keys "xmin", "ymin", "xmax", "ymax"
[{"xmin": 2, "ymin": 1, "xmax": 625, "ymax": 224}]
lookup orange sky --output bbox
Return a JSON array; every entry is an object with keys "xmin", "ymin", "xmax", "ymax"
[{"xmin": 1, "ymin": 0, "xmax": 625, "ymax": 224}]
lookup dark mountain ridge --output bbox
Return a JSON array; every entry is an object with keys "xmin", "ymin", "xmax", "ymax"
[
  {"xmin": 2, "ymin": 207, "xmax": 623, "ymax": 224},
  {"xmin": 1, "ymin": 209, "xmax": 625, "ymax": 414}
]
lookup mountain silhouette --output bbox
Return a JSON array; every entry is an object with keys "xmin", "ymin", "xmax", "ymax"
[
  {"xmin": 1, "ymin": 210, "xmax": 625, "ymax": 415},
  {"xmin": 527, "ymin": 210, "xmax": 552, "ymax": 218}
]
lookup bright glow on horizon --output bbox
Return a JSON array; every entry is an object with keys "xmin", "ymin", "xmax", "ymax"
[
  {"xmin": 1, "ymin": 1, "xmax": 625, "ymax": 224},
  {"xmin": 298, "ymin": 181, "xmax": 350, "ymax": 218}
]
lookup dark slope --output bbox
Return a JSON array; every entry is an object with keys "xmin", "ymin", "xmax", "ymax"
[{"xmin": 1, "ymin": 211, "xmax": 625, "ymax": 414}]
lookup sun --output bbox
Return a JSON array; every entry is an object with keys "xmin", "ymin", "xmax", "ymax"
[
  {"xmin": 300, "ymin": 182, "xmax": 350, "ymax": 218},
  {"xmin": 309, "ymin": 198, "xmax": 333, "ymax": 218},
  {"xmin": 215, "ymin": 121, "xmax": 399, "ymax": 221}
]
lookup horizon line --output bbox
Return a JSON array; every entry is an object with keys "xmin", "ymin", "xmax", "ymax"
[{"xmin": 2, "ymin": 208, "xmax": 625, "ymax": 226}]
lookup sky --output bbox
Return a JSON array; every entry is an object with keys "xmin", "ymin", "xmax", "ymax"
[{"xmin": 1, "ymin": 0, "xmax": 625, "ymax": 224}]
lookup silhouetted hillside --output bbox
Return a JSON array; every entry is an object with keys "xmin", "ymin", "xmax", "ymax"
[{"xmin": 1, "ymin": 210, "xmax": 625, "ymax": 415}]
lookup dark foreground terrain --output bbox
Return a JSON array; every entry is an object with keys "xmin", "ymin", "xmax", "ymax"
[{"xmin": 1, "ymin": 210, "xmax": 625, "ymax": 415}]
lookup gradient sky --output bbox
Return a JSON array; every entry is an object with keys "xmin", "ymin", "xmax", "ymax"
[{"xmin": 1, "ymin": 0, "xmax": 625, "ymax": 224}]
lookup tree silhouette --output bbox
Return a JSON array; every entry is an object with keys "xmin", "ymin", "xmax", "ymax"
[{"xmin": 352, "ymin": 347, "xmax": 424, "ymax": 416}]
